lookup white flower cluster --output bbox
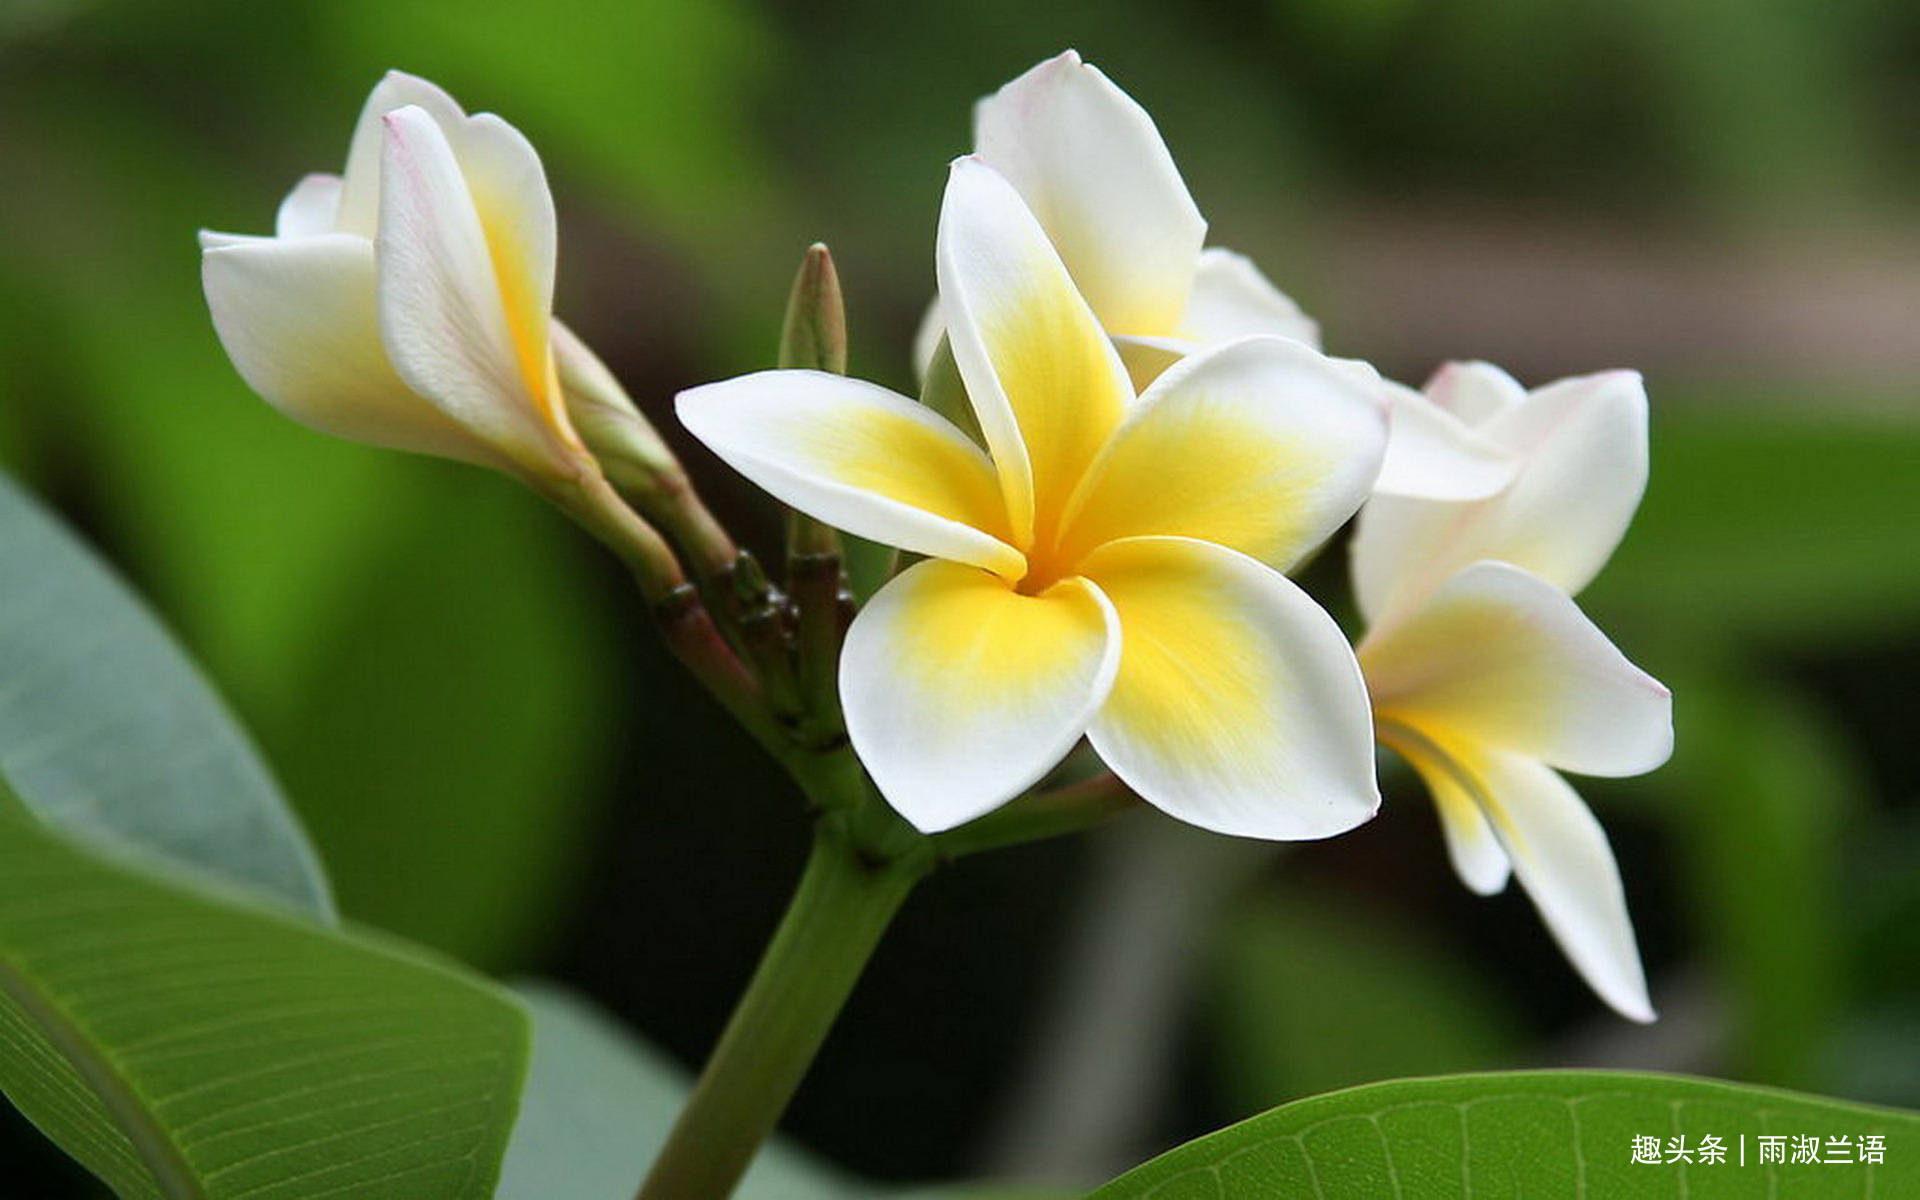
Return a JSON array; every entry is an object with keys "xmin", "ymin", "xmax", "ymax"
[{"xmin": 201, "ymin": 55, "xmax": 1673, "ymax": 1022}]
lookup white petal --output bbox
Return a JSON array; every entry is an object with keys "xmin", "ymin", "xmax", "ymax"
[
  {"xmin": 911, "ymin": 296, "xmax": 945, "ymax": 383},
  {"xmin": 1471, "ymin": 370, "xmax": 1651, "ymax": 593},
  {"xmin": 974, "ymin": 50, "xmax": 1205, "ymax": 338},
  {"xmin": 336, "ymin": 70, "xmax": 468, "ymax": 237},
  {"xmin": 1081, "ymin": 537, "xmax": 1379, "ymax": 840},
  {"xmin": 1373, "ymin": 380, "xmax": 1516, "ymax": 500},
  {"xmin": 1438, "ymin": 786, "xmax": 1512, "ymax": 895},
  {"xmin": 1179, "ymin": 247, "xmax": 1320, "ymax": 348},
  {"xmin": 1350, "ymin": 493, "xmax": 1457, "ymax": 626},
  {"xmin": 1425, "ymin": 360, "xmax": 1525, "ymax": 425},
  {"xmin": 376, "ymin": 105, "xmax": 572, "ymax": 474},
  {"xmin": 675, "ymin": 370, "xmax": 1024, "ymax": 578},
  {"xmin": 1363, "ymin": 562, "xmax": 1673, "ymax": 776},
  {"xmin": 936, "ymin": 157, "xmax": 1133, "ymax": 545},
  {"xmin": 1057, "ymin": 336, "xmax": 1386, "ymax": 572},
  {"xmin": 448, "ymin": 112, "xmax": 558, "ymax": 352},
  {"xmin": 274, "ymin": 173, "xmax": 344, "ymax": 238},
  {"xmin": 198, "ymin": 229, "xmax": 264, "ymax": 251},
  {"xmin": 1475, "ymin": 749, "xmax": 1655, "ymax": 1022},
  {"xmin": 1352, "ymin": 369, "xmax": 1649, "ymax": 622},
  {"xmin": 1384, "ymin": 729, "xmax": 1511, "ymax": 895},
  {"xmin": 201, "ymin": 233, "xmax": 487, "ymax": 463},
  {"xmin": 841, "ymin": 560, "xmax": 1120, "ymax": 832}
]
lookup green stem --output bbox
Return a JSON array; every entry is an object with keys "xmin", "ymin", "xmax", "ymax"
[
  {"xmin": 637, "ymin": 829, "xmax": 929, "ymax": 1200},
  {"xmin": 785, "ymin": 543, "xmax": 847, "ymax": 738},
  {"xmin": 935, "ymin": 771, "xmax": 1138, "ymax": 859}
]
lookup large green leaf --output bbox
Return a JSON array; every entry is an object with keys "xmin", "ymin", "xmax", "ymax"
[
  {"xmin": 0, "ymin": 473, "xmax": 332, "ymax": 919},
  {"xmin": 0, "ymin": 800, "xmax": 528, "ymax": 1200},
  {"xmin": 1092, "ymin": 1071, "xmax": 1919, "ymax": 1198}
]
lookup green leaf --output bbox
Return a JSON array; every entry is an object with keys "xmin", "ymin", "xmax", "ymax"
[
  {"xmin": 498, "ymin": 983, "xmax": 857, "ymax": 1200},
  {"xmin": 0, "ymin": 800, "xmax": 529, "ymax": 1200},
  {"xmin": 0, "ymin": 472, "xmax": 332, "ymax": 919},
  {"xmin": 1092, "ymin": 1071, "xmax": 1919, "ymax": 1199}
]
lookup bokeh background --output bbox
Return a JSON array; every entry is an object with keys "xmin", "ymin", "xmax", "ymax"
[{"xmin": 3, "ymin": 0, "xmax": 1918, "ymax": 1192}]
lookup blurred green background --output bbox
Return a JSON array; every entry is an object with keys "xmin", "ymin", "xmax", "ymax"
[{"xmin": 2, "ymin": 0, "xmax": 1917, "ymax": 1191}]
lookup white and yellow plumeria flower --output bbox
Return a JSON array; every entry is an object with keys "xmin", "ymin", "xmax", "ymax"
[
  {"xmin": 680, "ymin": 159, "xmax": 1389, "ymax": 838},
  {"xmin": 1355, "ymin": 362, "xmax": 1653, "ymax": 624},
  {"xmin": 916, "ymin": 50, "xmax": 1498, "ymax": 502},
  {"xmin": 200, "ymin": 71, "xmax": 587, "ymax": 481},
  {"xmin": 1352, "ymin": 362, "xmax": 1671, "ymax": 1021},
  {"xmin": 914, "ymin": 51, "xmax": 1311, "ymax": 377}
]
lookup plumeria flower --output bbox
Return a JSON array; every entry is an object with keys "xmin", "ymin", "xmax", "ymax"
[
  {"xmin": 914, "ymin": 52, "xmax": 1310, "ymax": 380},
  {"xmin": 917, "ymin": 50, "xmax": 1500, "ymax": 502},
  {"xmin": 680, "ymin": 159, "xmax": 1389, "ymax": 838},
  {"xmin": 200, "ymin": 71, "xmax": 589, "ymax": 482},
  {"xmin": 1352, "ymin": 361, "xmax": 1673, "ymax": 1020}
]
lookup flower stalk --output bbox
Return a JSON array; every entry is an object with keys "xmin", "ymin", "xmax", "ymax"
[{"xmin": 637, "ymin": 828, "xmax": 931, "ymax": 1200}]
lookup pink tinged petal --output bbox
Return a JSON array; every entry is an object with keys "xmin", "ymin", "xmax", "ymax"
[
  {"xmin": 1179, "ymin": 248, "xmax": 1320, "ymax": 349},
  {"xmin": 274, "ymin": 173, "xmax": 344, "ymax": 238},
  {"xmin": 974, "ymin": 50, "xmax": 1205, "ymax": 338},
  {"xmin": 840, "ymin": 560, "xmax": 1121, "ymax": 832},
  {"xmin": 1056, "ymin": 336, "xmax": 1387, "ymax": 572},
  {"xmin": 201, "ymin": 234, "xmax": 488, "ymax": 463},
  {"xmin": 1080, "ymin": 537, "xmax": 1380, "ymax": 841},
  {"xmin": 1472, "ymin": 748, "xmax": 1655, "ymax": 1022},
  {"xmin": 1373, "ymin": 380, "xmax": 1517, "ymax": 500},
  {"xmin": 376, "ymin": 105, "xmax": 575, "ymax": 476},
  {"xmin": 335, "ymin": 70, "xmax": 468, "ymax": 237},
  {"xmin": 1363, "ymin": 562, "xmax": 1673, "ymax": 777},
  {"xmin": 675, "ymin": 370, "xmax": 1024, "ymax": 578},
  {"xmin": 1426, "ymin": 359, "xmax": 1526, "ymax": 425},
  {"xmin": 1352, "ymin": 369, "xmax": 1650, "ymax": 623},
  {"xmin": 936, "ymin": 158, "xmax": 1134, "ymax": 546}
]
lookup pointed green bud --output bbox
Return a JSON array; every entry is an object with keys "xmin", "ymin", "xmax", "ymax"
[{"xmin": 778, "ymin": 243, "xmax": 847, "ymax": 375}]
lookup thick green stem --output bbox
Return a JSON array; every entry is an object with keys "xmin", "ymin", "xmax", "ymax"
[{"xmin": 637, "ymin": 830, "xmax": 929, "ymax": 1200}]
